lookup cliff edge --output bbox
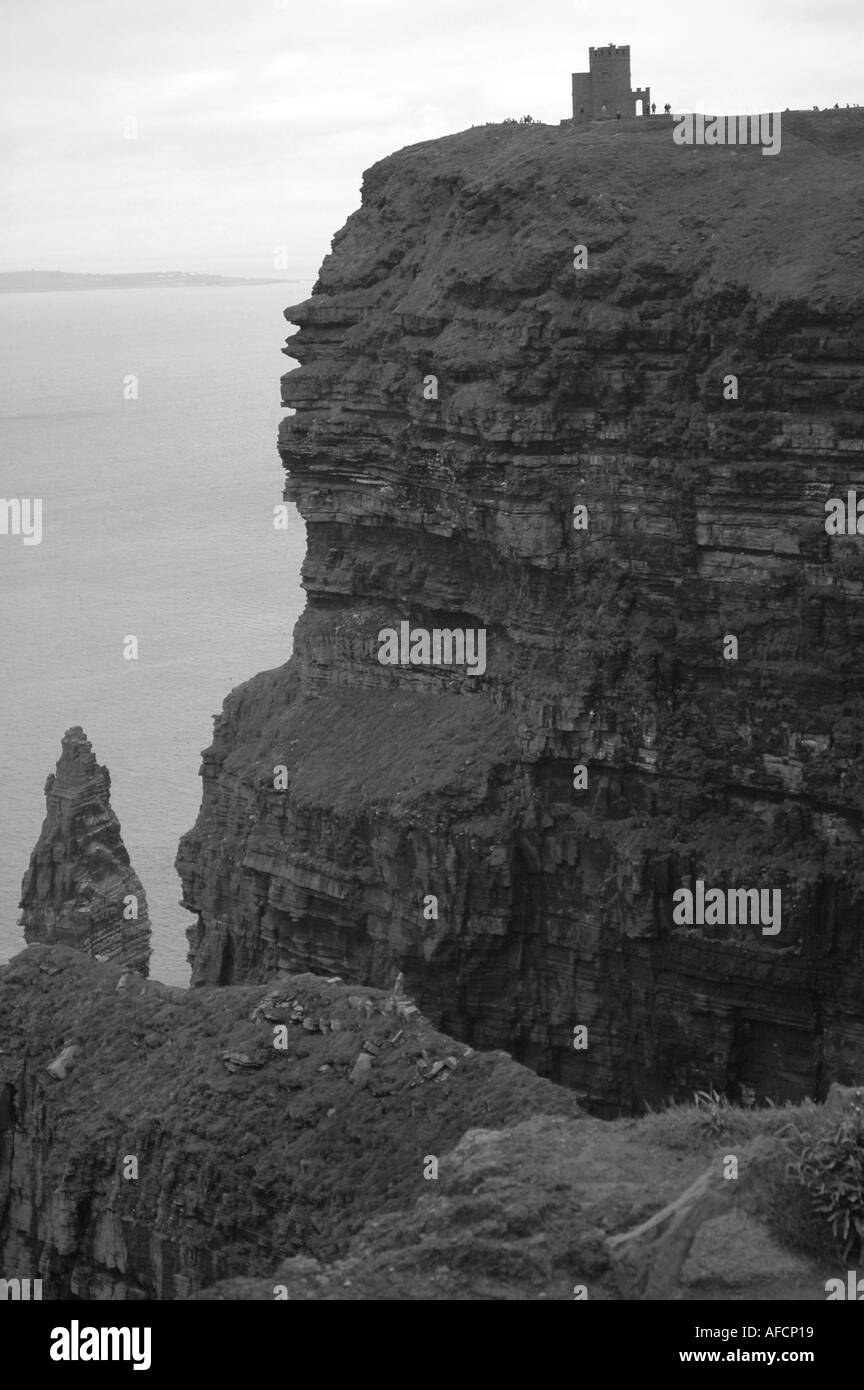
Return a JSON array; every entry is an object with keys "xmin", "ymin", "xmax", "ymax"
[
  {"xmin": 0, "ymin": 946, "xmax": 838, "ymax": 1300},
  {"xmin": 178, "ymin": 112, "xmax": 864, "ymax": 1113}
]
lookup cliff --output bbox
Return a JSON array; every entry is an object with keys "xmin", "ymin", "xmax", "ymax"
[
  {"xmin": 0, "ymin": 945, "xmax": 581, "ymax": 1298},
  {"xmin": 178, "ymin": 111, "xmax": 864, "ymax": 1114},
  {"xmin": 20, "ymin": 728, "xmax": 151, "ymax": 976},
  {"xmin": 0, "ymin": 945, "xmax": 835, "ymax": 1301}
]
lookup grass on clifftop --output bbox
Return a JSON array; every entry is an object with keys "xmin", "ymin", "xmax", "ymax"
[
  {"xmin": 633, "ymin": 1087, "xmax": 862, "ymax": 1269},
  {"xmin": 224, "ymin": 663, "xmax": 519, "ymax": 814}
]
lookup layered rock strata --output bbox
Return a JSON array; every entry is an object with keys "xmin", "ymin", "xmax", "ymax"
[
  {"xmin": 179, "ymin": 111, "xmax": 864, "ymax": 1113},
  {"xmin": 20, "ymin": 728, "xmax": 151, "ymax": 975}
]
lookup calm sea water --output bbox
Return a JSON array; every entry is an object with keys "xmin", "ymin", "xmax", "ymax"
[{"xmin": 0, "ymin": 283, "xmax": 312, "ymax": 986}]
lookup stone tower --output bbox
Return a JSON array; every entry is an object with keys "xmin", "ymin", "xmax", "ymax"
[{"xmin": 572, "ymin": 44, "xmax": 650, "ymax": 121}]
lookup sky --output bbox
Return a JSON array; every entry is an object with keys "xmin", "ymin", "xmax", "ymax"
[{"xmin": 2, "ymin": 0, "xmax": 862, "ymax": 279}]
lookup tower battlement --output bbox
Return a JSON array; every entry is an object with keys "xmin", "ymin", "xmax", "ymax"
[{"xmin": 589, "ymin": 44, "xmax": 630, "ymax": 60}]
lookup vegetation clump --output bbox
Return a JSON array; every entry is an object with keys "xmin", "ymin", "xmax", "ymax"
[{"xmin": 785, "ymin": 1092, "xmax": 864, "ymax": 1263}]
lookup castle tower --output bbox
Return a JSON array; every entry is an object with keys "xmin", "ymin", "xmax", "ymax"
[{"xmin": 571, "ymin": 43, "xmax": 650, "ymax": 121}]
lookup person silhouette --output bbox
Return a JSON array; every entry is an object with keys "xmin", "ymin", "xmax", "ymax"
[
  {"xmin": 663, "ymin": 103, "xmax": 671, "ymax": 115},
  {"xmin": 651, "ymin": 102, "xmax": 656, "ymax": 114}
]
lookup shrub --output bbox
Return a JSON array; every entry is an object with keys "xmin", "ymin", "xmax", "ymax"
[
  {"xmin": 786, "ymin": 1095, "xmax": 864, "ymax": 1263},
  {"xmin": 692, "ymin": 1086, "xmax": 734, "ymax": 1139}
]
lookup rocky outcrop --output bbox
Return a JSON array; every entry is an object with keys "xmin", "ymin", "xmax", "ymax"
[
  {"xmin": 20, "ymin": 728, "xmax": 151, "ymax": 975},
  {"xmin": 192, "ymin": 1113, "xmax": 829, "ymax": 1303},
  {"xmin": 178, "ymin": 111, "xmax": 864, "ymax": 1114},
  {"xmin": 1, "ymin": 945, "xmax": 834, "ymax": 1302},
  {"xmin": 0, "ymin": 945, "xmax": 580, "ymax": 1299}
]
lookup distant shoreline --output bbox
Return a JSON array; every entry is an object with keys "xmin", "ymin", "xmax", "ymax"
[{"xmin": 0, "ymin": 271, "xmax": 300, "ymax": 293}]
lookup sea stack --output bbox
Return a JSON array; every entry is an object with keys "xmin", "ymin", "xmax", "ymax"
[{"xmin": 19, "ymin": 727, "xmax": 151, "ymax": 975}]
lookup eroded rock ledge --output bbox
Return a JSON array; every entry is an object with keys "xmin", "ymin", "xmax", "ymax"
[
  {"xmin": 20, "ymin": 728, "xmax": 151, "ymax": 975},
  {"xmin": 178, "ymin": 112, "xmax": 864, "ymax": 1113}
]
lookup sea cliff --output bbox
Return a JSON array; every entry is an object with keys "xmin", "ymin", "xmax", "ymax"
[{"xmin": 178, "ymin": 112, "xmax": 864, "ymax": 1114}]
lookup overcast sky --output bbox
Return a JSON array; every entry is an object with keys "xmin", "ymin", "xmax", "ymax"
[{"xmin": 2, "ymin": 0, "xmax": 861, "ymax": 278}]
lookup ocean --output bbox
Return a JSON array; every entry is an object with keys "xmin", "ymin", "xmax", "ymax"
[{"xmin": 0, "ymin": 282, "xmax": 312, "ymax": 986}]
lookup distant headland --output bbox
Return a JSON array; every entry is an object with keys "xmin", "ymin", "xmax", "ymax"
[{"xmin": 0, "ymin": 270, "xmax": 293, "ymax": 293}]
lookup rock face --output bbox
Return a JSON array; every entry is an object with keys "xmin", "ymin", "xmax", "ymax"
[
  {"xmin": 193, "ymin": 1110, "xmax": 834, "ymax": 1304},
  {"xmin": 20, "ymin": 728, "xmax": 151, "ymax": 975},
  {"xmin": 178, "ymin": 112, "xmax": 864, "ymax": 1114},
  {"xmin": 0, "ymin": 946, "xmax": 834, "ymax": 1302},
  {"xmin": 0, "ymin": 945, "xmax": 580, "ymax": 1299}
]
